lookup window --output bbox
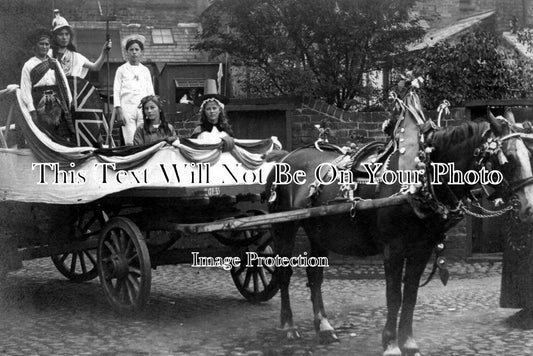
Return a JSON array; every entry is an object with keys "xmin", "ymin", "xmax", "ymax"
[
  {"xmin": 175, "ymin": 78, "xmax": 205, "ymax": 120},
  {"xmin": 175, "ymin": 79, "xmax": 205, "ymax": 104},
  {"xmin": 152, "ymin": 29, "xmax": 174, "ymax": 44}
]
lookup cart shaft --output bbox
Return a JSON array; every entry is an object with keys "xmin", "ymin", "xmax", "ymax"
[{"xmin": 149, "ymin": 195, "xmax": 409, "ymax": 234}]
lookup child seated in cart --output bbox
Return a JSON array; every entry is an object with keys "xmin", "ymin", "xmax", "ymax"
[
  {"xmin": 133, "ymin": 95, "xmax": 177, "ymax": 146},
  {"xmin": 191, "ymin": 80, "xmax": 234, "ymax": 151}
]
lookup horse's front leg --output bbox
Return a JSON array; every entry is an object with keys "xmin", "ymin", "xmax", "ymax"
[
  {"xmin": 273, "ymin": 222, "xmax": 300, "ymax": 340},
  {"xmin": 382, "ymin": 244, "xmax": 404, "ymax": 356},
  {"xmin": 398, "ymin": 243, "xmax": 433, "ymax": 356},
  {"xmin": 304, "ymin": 234, "xmax": 338, "ymax": 344}
]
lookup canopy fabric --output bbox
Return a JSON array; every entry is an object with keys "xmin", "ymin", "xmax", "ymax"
[{"xmin": 0, "ymin": 91, "xmax": 282, "ymax": 204}]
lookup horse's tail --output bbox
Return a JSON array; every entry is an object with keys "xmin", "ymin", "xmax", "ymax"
[{"xmin": 263, "ymin": 149, "xmax": 290, "ymax": 162}]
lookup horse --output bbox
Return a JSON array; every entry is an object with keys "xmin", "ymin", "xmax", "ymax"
[{"xmin": 264, "ymin": 101, "xmax": 533, "ymax": 356}]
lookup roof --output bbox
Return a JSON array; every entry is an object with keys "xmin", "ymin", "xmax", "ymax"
[
  {"xmin": 502, "ymin": 31, "xmax": 533, "ymax": 61},
  {"xmin": 70, "ymin": 21, "xmax": 210, "ymax": 63},
  {"xmin": 407, "ymin": 10, "xmax": 496, "ymax": 51},
  {"xmin": 74, "ymin": 28, "xmax": 123, "ymax": 62}
]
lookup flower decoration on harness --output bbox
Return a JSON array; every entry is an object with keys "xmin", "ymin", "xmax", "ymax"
[
  {"xmin": 473, "ymin": 136, "xmax": 505, "ymax": 169},
  {"xmin": 314, "ymin": 119, "xmax": 331, "ymax": 152}
]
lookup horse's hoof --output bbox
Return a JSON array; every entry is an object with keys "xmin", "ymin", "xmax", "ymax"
[
  {"xmin": 318, "ymin": 330, "xmax": 340, "ymax": 344},
  {"xmin": 383, "ymin": 344, "xmax": 401, "ymax": 356},
  {"xmin": 402, "ymin": 351, "xmax": 421, "ymax": 356},
  {"xmin": 401, "ymin": 337, "xmax": 421, "ymax": 356},
  {"xmin": 286, "ymin": 329, "xmax": 301, "ymax": 340}
]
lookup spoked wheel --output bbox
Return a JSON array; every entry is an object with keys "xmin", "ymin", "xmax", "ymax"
[
  {"xmin": 51, "ymin": 208, "xmax": 107, "ymax": 282},
  {"xmin": 97, "ymin": 217, "xmax": 151, "ymax": 312},
  {"xmin": 230, "ymin": 212, "xmax": 279, "ymax": 303}
]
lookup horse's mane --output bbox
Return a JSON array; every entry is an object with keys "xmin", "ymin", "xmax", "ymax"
[{"xmin": 428, "ymin": 121, "xmax": 490, "ymax": 160}]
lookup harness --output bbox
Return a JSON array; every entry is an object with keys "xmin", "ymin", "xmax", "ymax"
[
  {"xmin": 265, "ymin": 96, "xmax": 533, "ymax": 287},
  {"xmin": 416, "ymin": 115, "xmax": 533, "ymax": 286}
]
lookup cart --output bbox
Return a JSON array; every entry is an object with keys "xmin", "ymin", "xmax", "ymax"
[{"xmin": 0, "ymin": 90, "xmax": 407, "ymax": 311}]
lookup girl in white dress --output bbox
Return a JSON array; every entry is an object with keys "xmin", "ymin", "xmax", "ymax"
[{"xmin": 191, "ymin": 81, "xmax": 233, "ymax": 144}]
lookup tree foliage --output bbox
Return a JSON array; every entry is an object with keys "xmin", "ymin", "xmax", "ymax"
[
  {"xmin": 410, "ymin": 31, "xmax": 533, "ymax": 109},
  {"xmin": 194, "ymin": 0, "xmax": 424, "ymax": 108}
]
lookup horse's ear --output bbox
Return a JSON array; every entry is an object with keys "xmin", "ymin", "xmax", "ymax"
[
  {"xmin": 504, "ymin": 108, "xmax": 516, "ymax": 124},
  {"xmin": 487, "ymin": 109, "xmax": 503, "ymax": 135}
]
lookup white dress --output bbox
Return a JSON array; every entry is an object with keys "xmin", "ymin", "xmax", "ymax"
[
  {"xmin": 196, "ymin": 126, "xmax": 228, "ymax": 143},
  {"xmin": 58, "ymin": 49, "xmax": 90, "ymax": 78}
]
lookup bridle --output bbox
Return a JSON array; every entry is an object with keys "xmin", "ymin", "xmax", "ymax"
[
  {"xmin": 421, "ymin": 120, "xmax": 533, "ymax": 219},
  {"xmin": 493, "ymin": 131, "xmax": 533, "ymax": 198}
]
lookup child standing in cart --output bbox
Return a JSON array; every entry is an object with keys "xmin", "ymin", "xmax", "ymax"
[
  {"xmin": 20, "ymin": 29, "xmax": 75, "ymax": 145},
  {"xmin": 113, "ymin": 34, "xmax": 154, "ymax": 146},
  {"xmin": 50, "ymin": 12, "xmax": 112, "ymax": 79}
]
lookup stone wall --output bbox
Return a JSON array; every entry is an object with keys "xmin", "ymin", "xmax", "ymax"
[
  {"xmin": 495, "ymin": 0, "xmax": 532, "ymax": 30},
  {"xmin": 290, "ymin": 98, "xmax": 467, "ymax": 148}
]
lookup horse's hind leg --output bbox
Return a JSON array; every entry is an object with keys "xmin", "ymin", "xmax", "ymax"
[
  {"xmin": 273, "ymin": 222, "xmax": 300, "ymax": 339},
  {"xmin": 398, "ymin": 243, "xmax": 433, "ymax": 356},
  {"xmin": 304, "ymin": 230, "xmax": 338, "ymax": 344},
  {"xmin": 382, "ymin": 244, "xmax": 404, "ymax": 356}
]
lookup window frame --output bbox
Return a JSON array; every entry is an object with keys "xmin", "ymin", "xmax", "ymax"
[{"xmin": 151, "ymin": 28, "xmax": 174, "ymax": 45}]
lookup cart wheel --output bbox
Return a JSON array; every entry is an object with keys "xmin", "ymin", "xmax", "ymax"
[
  {"xmin": 51, "ymin": 209, "xmax": 107, "ymax": 282},
  {"xmin": 97, "ymin": 217, "xmax": 151, "ymax": 312},
  {"xmin": 230, "ymin": 225, "xmax": 279, "ymax": 303}
]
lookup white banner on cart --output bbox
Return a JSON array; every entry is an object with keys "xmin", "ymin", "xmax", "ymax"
[{"xmin": 0, "ymin": 146, "xmax": 277, "ymax": 204}]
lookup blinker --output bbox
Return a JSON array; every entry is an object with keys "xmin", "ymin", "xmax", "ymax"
[
  {"xmin": 497, "ymin": 151, "xmax": 508, "ymax": 165},
  {"xmin": 268, "ymin": 186, "xmax": 277, "ymax": 204}
]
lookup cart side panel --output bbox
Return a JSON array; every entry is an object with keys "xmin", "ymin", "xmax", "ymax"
[{"xmin": 0, "ymin": 202, "xmax": 77, "ymax": 273}]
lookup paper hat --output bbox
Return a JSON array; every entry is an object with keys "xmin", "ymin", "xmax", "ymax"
[
  {"xmin": 194, "ymin": 79, "xmax": 229, "ymax": 107},
  {"xmin": 122, "ymin": 34, "xmax": 146, "ymax": 50},
  {"xmin": 52, "ymin": 15, "xmax": 70, "ymax": 33}
]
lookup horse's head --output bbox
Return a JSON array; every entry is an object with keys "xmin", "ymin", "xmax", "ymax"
[{"xmin": 487, "ymin": 110, "xmax": 533, "ymax": 222}]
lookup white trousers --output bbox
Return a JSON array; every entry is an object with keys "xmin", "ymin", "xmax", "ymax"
[{"xmin": 120, "ymin": 104, "xmax": 143, "ymax": 145}]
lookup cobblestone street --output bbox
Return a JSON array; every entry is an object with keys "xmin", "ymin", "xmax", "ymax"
[{"xmin": 0, "ymin": 258, "xmax": 532, "ymax": 356}]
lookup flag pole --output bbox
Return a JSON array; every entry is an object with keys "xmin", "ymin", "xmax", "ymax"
[
  {"xmin": 105, "ymin": 0, "xmax": 111, "ymax": 129},
  {"xmin": 98, "ymin": 0, "xmax": 112, "ymax": 146}
]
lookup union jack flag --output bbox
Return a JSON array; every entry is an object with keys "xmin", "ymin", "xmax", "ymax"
[{"xmin": 69, "ymin": 77, "xmax": 111, "ymax": 147}]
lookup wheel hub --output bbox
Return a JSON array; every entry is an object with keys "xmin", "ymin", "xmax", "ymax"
[{"xmin": 106, "ymin": 253, "xmax": 129, "ymax": 279}]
